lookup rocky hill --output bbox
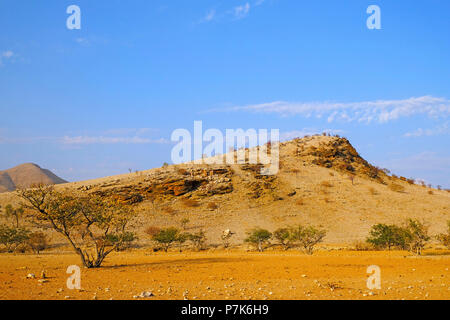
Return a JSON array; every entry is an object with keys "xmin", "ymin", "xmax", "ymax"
[{"xmin": 0, "ymin": 136, "xmax": 449, "ymax": 244}]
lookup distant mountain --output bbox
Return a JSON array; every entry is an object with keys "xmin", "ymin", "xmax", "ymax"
[{"xmin": 0, "ymin": 163, "xmax": 67, "ymax": 193}]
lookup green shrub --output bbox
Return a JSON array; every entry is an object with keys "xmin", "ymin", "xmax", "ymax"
[
  {"xmin": 152, "ymin": 227, "xmax": 180, "ymax": 252},
  {"xmin": 106, "ymin": 232, "xmax": 137, "ymax": 252},
  {"xmin": 245, "ymin": 228, "xmax": 272, "ymax": 252},
  {"xmin": 289, "ymin": 225, "xmax": 326, "ymax": 254},
  {"xmin": 27, "ymin": 232, "xmax": 49, "ymax": 254},
  {"xmin": 0, "ymin": 225, "xmax": 30, "ymax": 253},
  {"xmin": 404, "ymin": 219, "xmax": 429, "ymax": 255},
  {"xmin": 273, "ymin": 228, "xmax": 292, "ymax": 250},
  {"xmin": 187, "ymin": 230, "xmax": 207, "ymax": 251},
  {"xmin": 366, "ymin": 224, "xmax": 408, "ymax": 250},
  {"xmin": 437, "ymin": 221, "xmax": 450, "ymax": 249}
]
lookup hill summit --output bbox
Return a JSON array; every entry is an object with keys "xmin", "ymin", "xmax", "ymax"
[{"xmin": 0, "ymin": 163, "xmax": 67, "ymax": 193}]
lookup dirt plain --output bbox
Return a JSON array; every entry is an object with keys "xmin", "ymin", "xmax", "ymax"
[{"xmin": 0, "ymin": 249, "xmax": 449, "ymax": 300}]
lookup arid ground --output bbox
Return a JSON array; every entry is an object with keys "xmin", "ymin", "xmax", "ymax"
[{"xmin": 0, "ymin": 249, "xmax": 449, "ymax": 300}]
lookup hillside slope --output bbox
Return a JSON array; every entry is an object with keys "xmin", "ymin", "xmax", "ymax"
[{"xmin": 0, "ymin": 136, "xmax": 448, "ymax": 244}]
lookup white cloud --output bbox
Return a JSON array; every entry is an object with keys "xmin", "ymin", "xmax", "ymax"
[
  {"xmin": 61, "ymin": 136, "xmax": 169, "ymax": 145},
  {"xmin": 204, "ymin": 9, "xmax": 216, "ymax": 22},
  {"xmin": 2, "ymin": 51, "xmax": 13, "ymax": 58},
  {"xmin": 75, "ymin": 38, "xmax": 90, "ymax": 46},
  {"xmin": 234, "ymin": 3, "xmax": 251, "ymax": 19},
  {"xmin": 215, "ymin": 96, "xmax": 450, "ymax": 124},
  {"xmin": 404, "ymin": 122, "xmax": 449, "ymax": 138},
  {"xmin": 0, "ymin": 50, "xmax": 14, "ymax": 66}
]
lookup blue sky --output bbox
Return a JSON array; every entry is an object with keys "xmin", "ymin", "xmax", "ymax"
[{"xmin": 0, "ymin": 0, "xmax": 449, "ymax": 187}]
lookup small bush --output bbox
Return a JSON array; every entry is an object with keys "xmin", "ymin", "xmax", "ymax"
[
  {"xmin": 207, "ymin": 202, "xmax": 219, "ymax": 211},
  {"xmin": 366, "ymin": 224, "xmax": 408, "ymax": 250},
  {"xmin": 352, "ymin": 241, "xmax": 374, "ymax": 251},
  {"xmin": 389, "ymin": 183, "xmax": 405, "ymax": 193},
  {"xmin": 145, "ymin": 226, "xmax": 161, "ymax": 237},
  {"xmin": 27, "ymin": 232, "xmax": 49, "ymax": 254},
  {"xmin": 320, "ymin": 181, "xmax": 333, "ymax": 188},
  {"xmin": 289, "ymin": 225, "xmax": 326, "ymax": 255},
  {"xmin": 437, "ymin": 221, "xmax": 450, "ymax": 249},
  {"xmin": 163, "ymin": 206, "xmax": 177, "ymax": 215},
  {"xmin": 428, "ymin": 190, "xmax": 434, "ymax": 195},
  {"xmin": 187, "ymin": 230, "xmax": 207, "ymax": 251},
  {"xmin": 245, "ymin": 228, "xmax": 272, "ymax": 252},
  {"xmin": 106, "ymin": 232, "xmax": 137, "ymax": 252},
  {"xmin": 180, "ymin": 218, "xmax": 190, "ymax": 230},
  {"xmin": 0, "ymin": 225, "xmax": 30, "ymax": 253},
  {"xmin": 368, "ymin": 187, "xmax": 377, "ymax": 195},
  {"xmin": 404, "ymin": 219, "xmax": 429, "ymax": 255},
  {"xmin": 151, "ymin": 227, "xmax": 180, "ymax": 252},
  {"xmin": 182, "ymin": 198, "xmax": 200, "ymax": 208},
  {"xmin": 296, "ymin": 199, "xmax": 304, "ymax": 206},
  {"xmin": 273, "ymin": 228, "xmax": 293, "ymax": 250}
]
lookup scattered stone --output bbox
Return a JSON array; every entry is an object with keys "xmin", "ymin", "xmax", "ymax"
[{"xmin": 26, "ymin": 273, "xmax": 36, "ymax": 279}]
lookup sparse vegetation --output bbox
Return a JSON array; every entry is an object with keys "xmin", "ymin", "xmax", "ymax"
[
  {"xmin": 180, "ymin": 218, "xmax": 190, "ymax": 230},
  {"xmin": 366, "ymin": 224, "xmax": 408, "ymax": 250},
  {"xmin": 289, "ymin": 225, "xmax": 327, "ymax": 255},
  {"xmin": 320, "ymin": 181, "xmax": 333, "ymax": 188},
  {"xmin": 207, "ymin": 202, "xmax": 219, "ymax": 212},
  {"xmin": 151, "ymin": 227, "xmax": 180, "ymax": 252},
  {"xmin": 18, "ymin": 185, "xmax": 136, "ymax": 268},
  {"xmin": 187, "ymin": 230, "xmax": 207, "ymax": 251},
  {"xmin": 366, "ymin": 219, "xmax": 429, "ymax": 255},
  {"xmin": 273, "ymin": 227, "xmax": 293, "ymax": 250},
  {"xmin": 404, "ymin": 219, "xmax": 430, "ymax": 255},
  {"xmin": 26, "ymin": 231, "xmax": 49, "ymax": 254},
  {"xmin": 245, "ymin": 228, "xmax": 272, "ymax": 252},
  {"xmin": 0, "ymin": 224, "xmax": 30, "ymax": 253},
  {"xmin": 437, "ymin": 221, "xmax": 450, "ymax": 249},
  {"xmin": 2, "ymin": 204, "xmax": 24, "ymax": 228},
  {"xmin": 389, "ymin": 183, "xmax": 405, "ymax": 193},
  {"xmin": 181, "ymin": 198, "xmax": 200, "ymax": 208}
]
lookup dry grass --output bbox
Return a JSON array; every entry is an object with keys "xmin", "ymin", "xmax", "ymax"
[
  {"xmin": 181, "ymin": 198, "xmax": 200, "ymax": 208},
  {"xmin": 207, "ymin": 202, "xmax": 219, "ymax": 211},
  {"xmin": 389, "ymin": 183, "xmax": 405, "ymax": 193},
  {"xmin": 320, "ymin": 181, "xmax": 333, "ymax": 188}
]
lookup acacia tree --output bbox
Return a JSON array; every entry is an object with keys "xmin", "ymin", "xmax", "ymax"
[
  {"xmin": 0, "ymin": 224, "xmax": 30, "ymax": 253},
  {"xmin": 404, "ymin": 219, "xmax": 429, "ymax": 255},
  {"xmin": 151, "ymin": 227, "xmax": 180, "ymax": 252},
  {"xmin": 3, "ymin": 204, "xmax": 24, "ymax": 228},
  {"xmin": 245, "ymin": 228, "xmax": 272, "ymax": 252},
  {"xmin": 18, "ymin": 185, "xmax": 136, "ymax": 268},
  {"xmin": 366, "ymin": 224, "xmax": 408, "ymax": 250},
  {"xmin": 273, "ymin": 227, "xmax": 293, "ymax": 250},
  {"xmin": 437, "ymin": 221, "xmax": 450, "ymax": 249},
  {"xmin": 290, "ymin": 225, "xmax": 326, "ymax": 255},
  {"xmin": 187, "ymin": 230, "xmax": 207, "ymax": 251}
]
